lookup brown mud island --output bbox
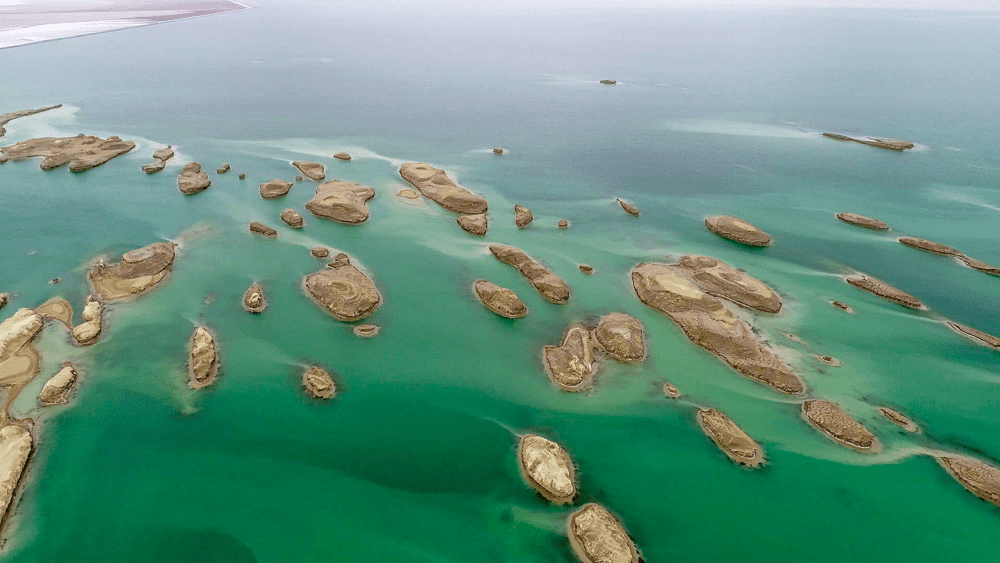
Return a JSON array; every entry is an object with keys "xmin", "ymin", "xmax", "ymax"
[
  {"xmin": 663, "ymin": 382, "xmax": 681, "ymax": 398},
  {"xmin": 802, "ymin": 399, "xmax": 878, "ymax": 452},
  {"xmin": 830, "ymin": 300, "xmax": 854, "ymax": 313},
  {"xmin": 513, "ymin": 205, "xmax": 533, "ymax": 228},
  {"xmin": 187, "ymin": 326, "xmax": 219, "ymax": 389},
  {"xmin": 543, "ymin": 326, "xmax": 597, "ymax": 391},
  {"xmin": 89, "ymin": 242, "xmax": 176, "ymax": 301},
  {"xmin": 631, "ymin": 262, "xmax": 803, "ymax": 394},
  {"xmin": 304, "ymin": 253, "xmax": 382, "ymax": 321},
  {"xmin": 616, "ymin": 198, "xmax": 639, "ymax": 217},
  {"xmin": 280, "ymin": 209, "xmax": 304, "ymax": 228},
  {"xmin": 177, "ymin": 162, "xmax": 211, "ymax": 194},
  {"xmin": 836, "ymin": 212, "xmax": 889, "ymax": 231},
  {"xmin": 39, "ymin": 363, "xmax": 79, "ymax": 405},
  {"xmin": 845, "ymin": 274, "xmax": 923, "ymax": 310},
  {"xmin": 310, "ymin": 246, "xmax": 330, "ymax": 259},
  {"xmin": 488, "ymin": 244, "xmax": 570, "ymax": 304},
  {"xmin": 243, "ymin": 283, "xmax": 266, "ymax": 313},
  {"xmin": 517, "ymin": 434, "xmax": 576, "ymax": 504},
  {"xmin": 259, "ymin": 178, "xmax": 293, "ymax": 199},
  {"xmin": 473, "ymin": 280, "xmax": 527, "ymax": 319},
  {"xmin": 305, "ymin": 180, "xmax": 376, "ymax": 224},
  {"xmin": 1, "ymin": 134, "xmax": 134, "ymax": 172},
  {"xmin": 396, "ymin": 188, "xmax": 419, "ymax": 200},
  {"xmin": 142, "ymin": 146, "xmax": 174, "ymax": 174},
  {"xmin": 879, "ymin": 407, "xmax": 919, "ymax": 433},
  {"xmin": 292, "ymin": 160, "xmax": 325, "ymax": 181},
  {"xmin": 216, "ymin": 163, "xmax": 230, "ymax": 174},
  {"xmin": 568, "ymin": 503, "xmax": 640, "ymax": 563},
  {"xmin": 957, "ymin": 255, "xmax": 1000, "ymax": 277},
  {"xmin": 673, "ymin": 254, "xmax": 782, "ymax": 313},
  {"xmin": 249, "ymin": 222, "xmax": 277, "ymax": 237},
  {"xmin": 594, "ymin": 313, "xmax": 646, "ymax": 362},
  {"xmin": 898, "ymin": 236, "xmax": 961, "ymax": 256},
  {"xmin": 937, "ymin": 455, "xmax": 1000, "ymax": 508},
  {"xmin": 822, "ymin": 132, "xmax": 914, "ymax": 151},
  {"xmin": 333, "ymin": 152, "xmax": 352, "ymax": 161},
  {"xmin": 697, "ymin": 408, "xmax": 764, "ymax": 468},
  {"xmin": 815, "ymin": 354, "xmax": 841, "ymax": 367},
  {"xmin": 0, "ymin": 105, "xmax": 61, "ymax": 138},
  {"xmin": 557, "ymin": 219, "xmax": 570, "ymax": 229},
  {"xmin": 302, "ymin": 366, "xmax": 336, "ymax": 399},
  {"xmin": 705, "ymin": 215, "xmax": 772, "ymax": 247},
  {"xmin": 0, "ymin": 293, "xmax": 8, "ymax": 310},
  {"xmin": 579, "ymin": 264, "xmax": 594, "ymax": 274},
  {"xmin": 399, "ymin": 162, "xmax": 487, "ymax": 214},
  {"xmin": 945, "ymin": 321, "xmax": 1000, "ymax": 351},
  {"xmin": 457, "ymin": 214, "xmax": 488, "ymax": 236}
]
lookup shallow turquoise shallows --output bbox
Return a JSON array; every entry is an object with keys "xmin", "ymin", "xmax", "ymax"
[{"xmin": 1, "ymin": 3, "xmax": 999, "ymax": 561}]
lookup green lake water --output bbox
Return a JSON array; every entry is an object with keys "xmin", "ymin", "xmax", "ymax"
[{"xmin": 1, "ymin": 3, "xmax": 999, "ymax": 561}]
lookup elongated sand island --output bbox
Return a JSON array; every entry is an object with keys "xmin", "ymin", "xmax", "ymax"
[
  {"xmin": 243, "ymin": 283, "xmax": 267, "ymax": 314},
  {"xmin": 822, "ymin": 132, "xmax": 914, "ymax": 151},
  {"xmin": 517, "ymin": 434, "xmax": 576, "ymax": 504},
  {"xmin": 593, "ymin": 313, "xmax": 646, "ymax": 362},
  {"xmin": 697, "ymin": 408, "xmax": 764, "ymax": 468},
  {"xmin": 898, "ymin": 236, "xmax": 961, "ymax": 256},
  {"xmin": 292, "ymin": 161, "xmax": 325, "ymax": 181},
  {"xmin": 879, "ymin": 406, "xmax": 919, "ymax": 432},
  {"xmin": 836, "ymin": 212, "xmax": 890, "ymax": 231},
  {"xmin": 631, "ymin": 262, "xmax": 803, "ymax": 394},
  {"xmin": 177, "ymin": 162, "xmax": 210, "ymax": 194},
  {"xmin": 302, "ymin": 366, "xmax": 336, "ymax": 399},
  {"xmin": 617, "ymin": 198, "xmax": 639, "ymax": 217},
  {"xmin": 673, "ymin": 254, "xmax": 782, "ymax": 313},
  {"xmin": 303, "ymin": 254, "xmax": 382, "ymax": 321},
  {"xmin": 568, "ymin": 503, "xmax": 640, "ymax": 563},
  {"xmin": 957, "ymin": 255, "xmax": 1000, "ymax": 277},
  {"xmin": 188, "ymin": 326, "xmax": 219, "ymax": 389},
  {"xmin": 1, "ymin": 134, "xmax": 134, "ymax": 171},
  {"xmin": 0, "ymin": 425, "xmax": 32, "ymax": 529},
  {"xmin": 705, "ymin": 215, "xmax": 772, "ymax": 247},
  {"xmin": 937, "ymin": 455, "xmax": 1000, "ymax": 508},
  {"xmin": 488, "ymin": 244, "xmax": 570, "ymax": 304},
  {"xmin": 543, "ymin": 326, "xmax": 598, "ymax": 391},
  {"xmin": 845, "ymin": 274, "xmax": 923, "ymax": 309},
  {"xmin": 305, "ymin": 180, "xmax": 376, "ymax": 224},
  {"xmin": 945, "ymin": 321, "xmax": 1000, "ymax": 351},
  {"xmin": 39, "ymin": 363, "xmax": 79, "ymax": 405},
  {"xmin": 280, "ymin": 209, "xmax": 304, "ymax": 228},
  {"xmin": 399, "ymin": 162, "xmax": 488, "ymax": 214},
  {"xmin": 89, "ymin": 242, "xmax": 176, "ymax": 301},
  {"xmin": 0, "ymin": 105, "xmax": 61, "ymax": 138},
  {"xmin": 473, "ymin": 280, "xmax": 527, "ymax": 319},
  {"xmin": 802, "ymin": 399, "xmax": 878, "ymax": 452}
]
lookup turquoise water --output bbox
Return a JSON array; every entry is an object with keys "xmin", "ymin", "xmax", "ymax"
[{"xmin": 1, "ymin": 3, "xmax": 999, "ymax": 561}]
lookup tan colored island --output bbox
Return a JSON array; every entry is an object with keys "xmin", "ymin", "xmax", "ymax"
[
  {"xmin": 488, "ymin": 244, "xmax": 570, "ymax": 304},
  {"xmin": 243, "ymin": 283, "xmax": 266, "ymax": 313},
  {"xmin": 399, "ymin": 162, "xmax": 487, "ymax": 214},
  {"xmin": 353, "ymin": 324, "xmax": 380, "ymax": 338},
  {"xmin": 830, "ymin": 300, "xmax": 854, "ymax": 313},
  {"xmin": 302, "ymin": 365, "xmax": 336, "ymax": 399},
  {"xmin": 697, "ymin": 408, "xmax": 764, "ymax": 468},
  {"xmin": 89, "ymin": 241, "xmax": 176, "ymax": 301},
  {"xmin": 292, "ymin": 161, "xmax": 325, "ymax": 181},
  {"xmin": 303, "ymin": 253, "xmax": 382, "ymax": 321},
  {"xmin": 937, "ymin": 455, "xmax": 1000, "ymax": 508},
  {"xmin": 177, "ymin": 162, "xmax": 210, "ymax": 194},
  {"xmin": 71, "ymin": 296, "xmax": 103, "ymax": 345},
  {"xmin": 39, "ymin": 363, "xmax": 79, "ymax": 405},
  {"xmin": 945, "ymin": 321, "xmax": 1000, "ymax": 351},
  {"xmin": 673, "ymin": 254, "xmax": 782, "ymax": 313},
  {"xmin": 0, "ymin": 104, "xmax": 61, "ymax": 138},
  {"xmin": 333, "ymin": 152, "xmax": 352, "ymax": 161},
  {"xmin": 616, "ymin": 198, "xmax": 639, "ymax": 217},
  {"xmin": 593, "ymin": 313, "xmax": 645, "ymax": 362},
  {"xmin": 898, "ymin": 236, "xmax": 961, "ymax": 256},
  {"xmin": 517, "ymin": 434, "xmax": 576, "ymax": 504},
  {"xmin": 514, "ymin": 204, "xmax": 533, "ymax": 228},
  {"xmin": 958, "ymin": 255, "xmax": 1000, "ymax": 277},
  {"xmin": 0, "ymin": 425, "xmax": 32, "ymax": 532},
  {"xmin": 567, "ymin": 503, "xmax": 639, "ymax": 563},
  {"xmin": 310, "ymin": 246, "xmax": 330, "ymax": 259},
  {"xmin": 802, "ymin": 399, "xmax": 878, "ymax": 452},
  {"xmin": 473, "ymin": 280, "xmax": 527, "ymax": 319},
  {"xmin": 0, "ymin": 293, "xmax": 8, "ymax": 310},
  {"xmin": 35, "ymin": 297, "xmax": 73, "ymax": 328},
  {"xmin": 836, "ymin": 212, "xmax": 889, "ymax": 231},
  {"xmin": 705, "ymin": 215, "xmax": 772, "ymax": 247},
  {"xmin": 217, "ymin": 164, "xmax": 230, "ymax": 174},
  {"xmin": 280, "ymin": 209, "xmax": 304, "ymax": 228},
  {"xmin": 557, "ymin": 219, "xmax": 570, "ymax": 229},
  {"xmin": 845, "ymin": 274, "xmax": 923, "ymax": 309},
  {"xmin": 1, "ymin": 134, "xmax": 134, "ymax": 172},
  {"xmin": 879, "ymin": 407, "xmax": 919, "ymax": 432},
  {"xmin": 631, "ymin": 262, "xmax": 803, "ymax": 394},
  {"xmin": 396, "ymin": 188, "xmax": 420, "ymax": 200},
  {"xmin": 142, "ymin": 146, "xmax": 174, "ymax": 174},
  {"xmin": 815, "ymin": 354, "xmax": 841, "ymax": 367},
  {"xmin": 579, "ymin": 265, "xmax": 594, "ymax": 274},
  {"xmin": 305, "ymin": 180, "xmax": 376, "ymax": 224},
  {"xmin": 250, "ymin": 222, "xmax": 278, "ymax": 237},
  {"xmin": 188, "ymin": 326, "xmax": 219, "ymax": 389},
  {"xmin": 543, "ymin": 326, "xmax": 598, "ymax": 391},
  {"xmin": 822, "ymin": 132, "xmax": 914, "ymax": 151},
  {"xmin": 259, "ymin": 179, "xmax": 293, "ymax": 199},
  {"xmin": 662, "ymin": 382, "xmax": 681, "ymax": 398},
  {"xmin": 457, "ymin": 214, "xmax": 487, "ymax": 236}
]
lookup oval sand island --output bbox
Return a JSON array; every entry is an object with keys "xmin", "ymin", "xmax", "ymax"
[
  {"xmin": 259, "ymin": 179, "xmax": 293, "ymax": 199},
  {"xmin": 705, "ymin": 215, "xmax": 772, "ymax": 247},
  {"xmin": 567, "ymin": 503, "xmax": 640, "ymax": 563},
  {"xmin": 473, "ymin": 280, "xmax": 527, "ymax": 319},
  {"xmin": 845, "ymin": 275, "xmax": 923, "ymax": 310},
  {"xmin": 305, "ymin": 180, "xmax": 376, "ymax": 224},
  {"xmin": 802, "ymin": 399, "xmax": 878, "ymax": 452},
  {"xmin": 898, "ymin": 236, "xmax": 961, "ymax": 256},
  {"xmin": 517, "ymin": 434, "xmax": 576, "ymax": 504},
  {"xmin": 937, "ymin": 455, "xmax": 1000, "ymax": 509},
  {"xmin": 836, "ymin": 212, "xmax": 889, "ymax": 231},
  {"xmin": 243, "ymin": 283, "xmax": 266, "ymax": 313},
  {"xmin": 302, "ymin": 366, "xmax": 336, "ymax": 399},
  {"xmin": 303, "ymin": 254, "xmax": 382, "ymax": 321},
  {"xmin": 697, "ymin": 408, "xmax": 764, "ymax": 468},
  {"xmin": 399, "ymin": 162, "xmax": 487, "ymax": 214},
  {"xmin": 188, "ymin": 326, "xmax": 219, "ymax": 389},
  {"xmin": 593, "ymin": 313, "xmax": 645, "ymax": 362},
  {"xmin": 879, "ymin": 406, "xmax": 919, "ymax": 432}
]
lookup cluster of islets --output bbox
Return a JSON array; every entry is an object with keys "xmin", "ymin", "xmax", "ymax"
[{"xmin": 2, "ymin": 104, "xmax": 1000, "ymax": 557}]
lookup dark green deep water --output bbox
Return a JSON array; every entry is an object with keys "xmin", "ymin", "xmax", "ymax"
[{"xmin": 1, "ymin": 3, "xmax": 999, "ymax": 561}]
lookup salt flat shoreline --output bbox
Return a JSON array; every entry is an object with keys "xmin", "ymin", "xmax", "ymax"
[{"xmin": 0, "ymin": 0, "xmax": 251, "ymax": 50}]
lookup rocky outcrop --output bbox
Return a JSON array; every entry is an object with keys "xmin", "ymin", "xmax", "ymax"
[
  {"xmin": 177, "ymin": 162, "xmax": 210, "ymax": 194},
  {"xmin": 310, "ymin": 246, "xmax": 330, "ymax": 259},
  {"xmin": 815, "ymin": 354, "xmax": 841, "ymax": 367},
  {"xmin": 631, "ymin": 262, "xmax": 803, "ymax": 394},
  {"xmin": 304, "ymin": 254, "xmax": 382, "ymax": 321},
  {"xmin": 473, "ymin": 280, "xmax": 527, "ymax": 319},
  {"xmin": 292, "ymin": 161, "xmax": 325, "ymax": 181},
  {"xmin": 259, "ymin": 179, "xmax": 293, "ymax": 199},
  {"xmin": 249, "ymin": 222, "xmax": 277, "ymax": 237},
  {"xmin": 557, "ymin": 219, "xmax": 570, "ymax": 229},
  {"xmin": 0, "ymin": 104, "xmax": 61, "ymax": 138},
  {"xmin": 243, "ymin": 283, "xmax": 266, "ymax": 313},
  {"xmin": 543, "ymin": 327, "xmax": 597, "ymax": 391},
  {"xmin": 567, "ymin": 504, "xmax": 639, "ymax": 563},
  {"xmin": 845, "ymin": 275, "xmax": 922, "ymax": 309},
  {"xmin": 0, "ymin": 425, "xmax": 32, "ymax": 532},
  {"xmin": 71, "ymin": 296, "xmax": 103, "ymax": 345},
  {"xmin": 579, "ymin": 265, "xmax": 594, "ymax": 274},
  {"xmin": 830, "ymin": 300, "xmax": 854, "ymax": 313},
  {"xmin": 188, "ymin": 326, "xmax": 219, "ymax": 389},
  {"xmin": 705, "ymin": 215, "xmax": 772, "ymax": 247},
  {"xmin": 302, "ymin": 366, "xmax": 336, "ymax": 399},
  {"xmin": 0, "ymin": 309, "xmax": 43, "ymax": 363},
  {"xmin": 488, "ymin": 244, "xmax": 570, "ymax": 304},
  {"xmin": 353, "ymin": 324, "xmax": 380, "ymax": 338},
  {"xmin": 399, "ymin": 162, "xmax": 487, "ymax": 214},
  {"xmin": 396, "ymin": 188, "xmax": 419, "ymax": 200},
  {"xmin": 879, "ymin": 407, "xmax": 919, "ymax": 432},
  {"xmin": 280, "ymin": 209, "xmax": 304, "ymax": 228},
  {"xmin": 39, "ymin": 363, "xmax": 78, "ymax": 405},
  {"xmin": 945, "ymin": 321, "xmax": 1000, "ymax": 351},
  {"xmin": 514, "ymin": 205, "xmax": 533, "ymax": 228},
  {"xmin": 836, "ymin": 212, "xmax": 889, "ymax": 231},
  {"xmin": 1, "ymin": 134, "xmax": 135, "ymax": 172},
  {"xmin": 457, "ymin": 214, "xmax": 487, "ymax": 236},
  {"xmin": 216, "ymin": 164, "xmax": 230, "ymax": 174},
  {"xmin": 617, "ymin": 198, "xmax": 639, "ymax": 217},
  {"xmin": 492, "ymin": 148, "xmax": 505, "ymax": 155},
  {"xmin": 958, "ymin": 255, "xmax": 1000, "ymax": 277},
  {"xmin": 0, "ymin": 293, "xmax": 7, "ymax": 310},
  {"xmin": 937, "ymin": 456, "xmax": 1000, "ymax": 508},
  {"xmin": 898, "ymin": 236, "xmax": 961, "ymax": 256},
  {"xmin": 141, "ymin": 146, "xmax": 174, "ymax": 174},
  {"xmin": 802, "ymin": 399, "xmax": 877, "ymax": 452},
  {"xmin": 672, "ymin": 254, "xmax": 782, "ymax": 313},
  {"xmin": 517, "ymin": 434, "xmax": 576, "ymax": 504},
  {"xmin": 697, "ymin": 408, "xmax": 764, "ymax": 468},
  {"xmin": 333, "ymin": 152, "xmax": 352, "ymax": 161},
  {"xmin": 593, "ymin": 313, "xmax": 645, "ymax": 362},
  {"xmin": 89, "ymin": 242, "xmax": 176, "ymax": 301},
  {"xmin": 822, "ymin": 132, "xmax": 914, "ymax": 151},
  {"xmin": 305, "ymin": 180, "xmax": 376, "ymax": 224},
  {"xmin": 662, "ymin": 382, "xmax": 680, "ymax": 398},
  {"xmin": 238, "ymin": 173, "xmax": 246, "ymax": 180}
]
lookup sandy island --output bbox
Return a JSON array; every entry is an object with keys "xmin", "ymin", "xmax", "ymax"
[
  {"xmin": 567, "ymin": 503, "xmax": 640, "ymax": 563},
  {"xmin": 517, "ymin": 434, "xmax": 576, "ymax": 504}
]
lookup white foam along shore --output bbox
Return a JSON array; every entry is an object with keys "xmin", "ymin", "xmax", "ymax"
[{"xmin": 0, "ymin": 0, "xmax": 250, "ymax": 50}]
